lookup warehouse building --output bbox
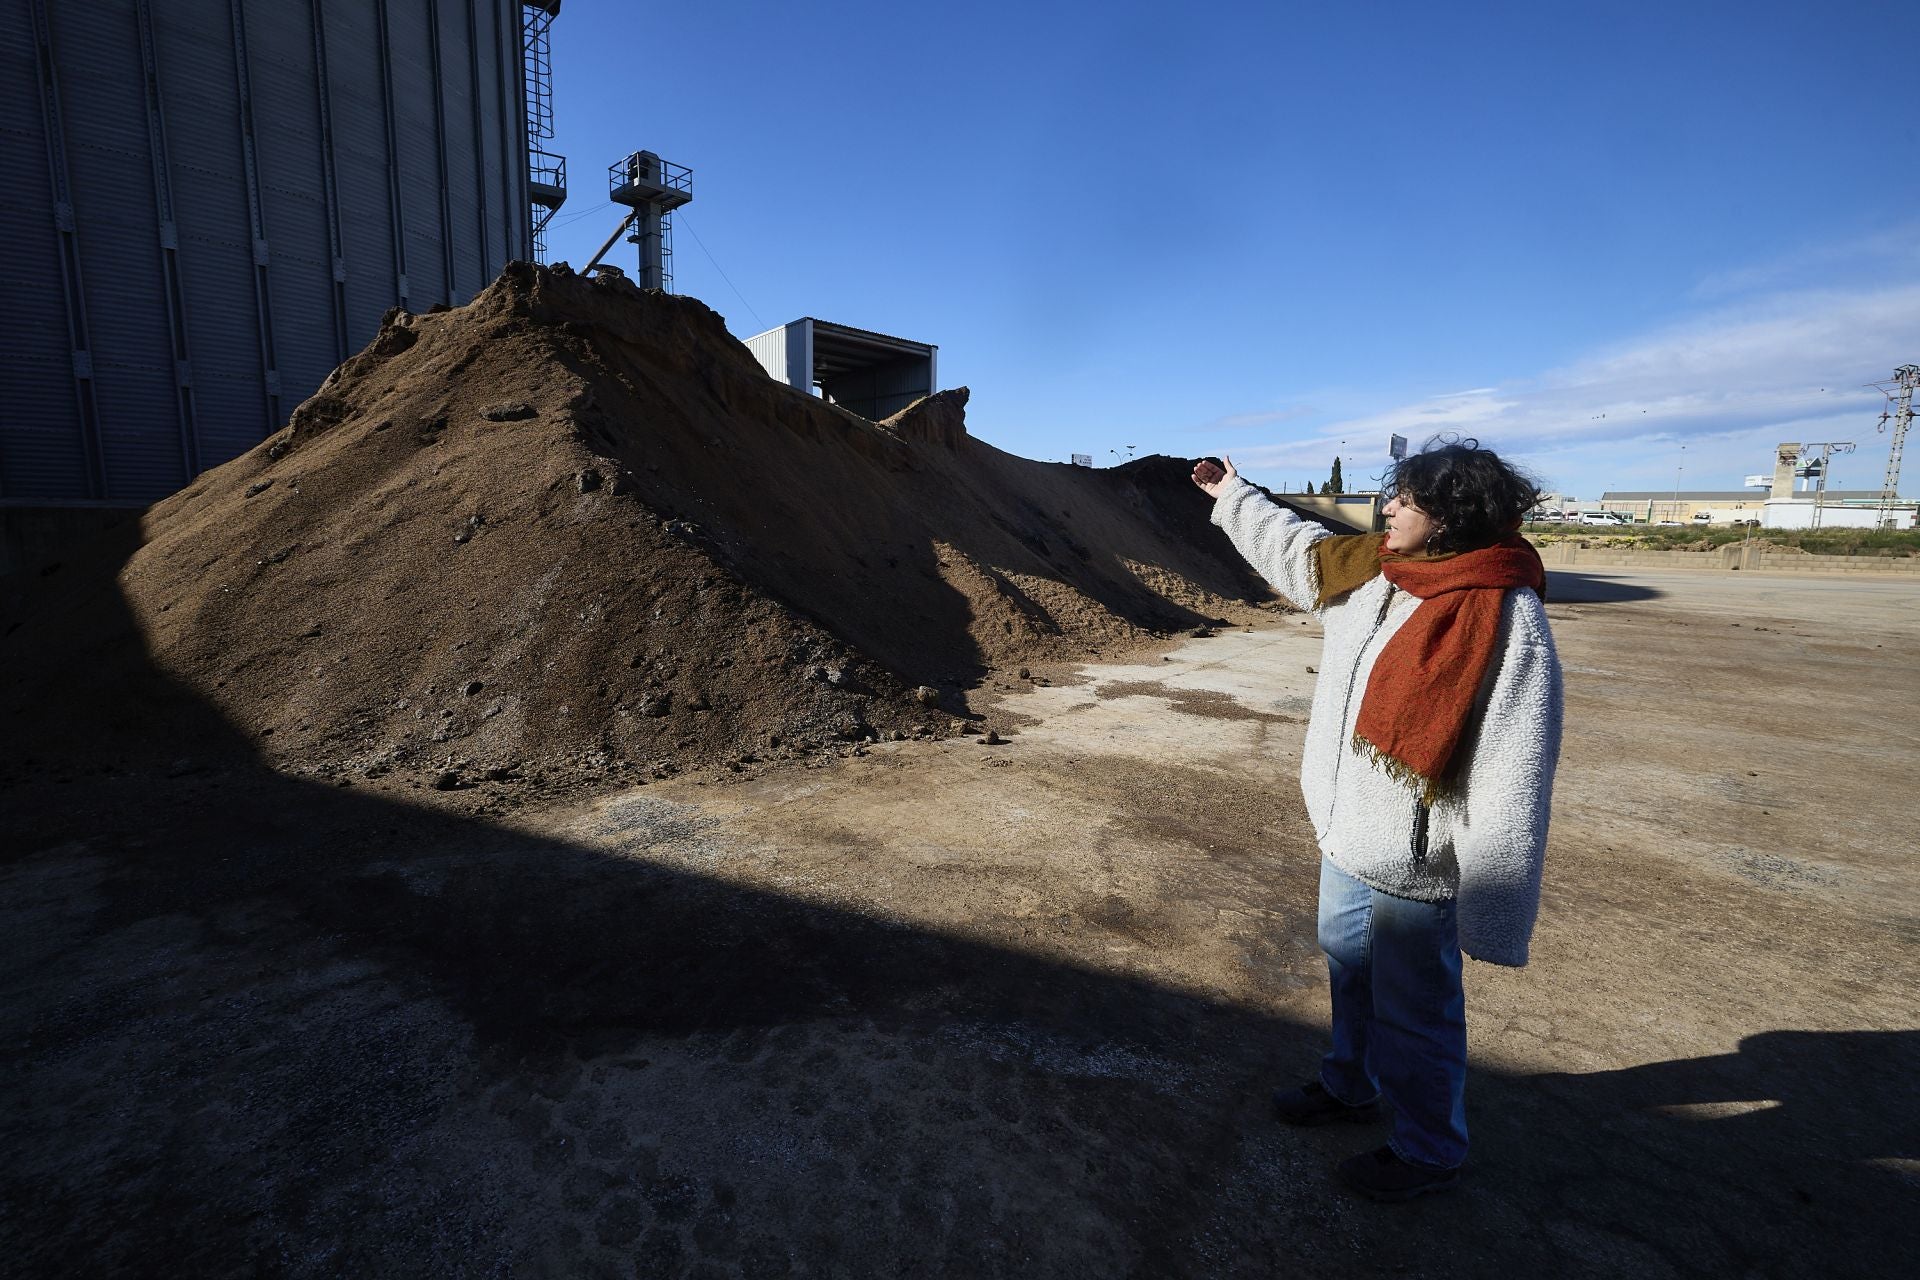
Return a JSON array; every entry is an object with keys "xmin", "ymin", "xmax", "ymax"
[
  {"xmin": 744, "ymin": 318, "xmax": 939, "ymax": 423},
  {"xmin": 1597, "ymin": 491, "xmax": 1770, "ymax": 522},
  {"xmin": 1599, "ymin": 438, "xmax": 1915, "ymax": 528}
]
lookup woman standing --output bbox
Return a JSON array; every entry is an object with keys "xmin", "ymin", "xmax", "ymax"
[{"xmin": 1192, "ymin": 439, "xmax": 1562, "ymax": 1201}]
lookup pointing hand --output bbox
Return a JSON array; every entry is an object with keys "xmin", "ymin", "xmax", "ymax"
[{"xmin": 1192, "ymin": 456, "xmax": 1237, "ymax": 498}]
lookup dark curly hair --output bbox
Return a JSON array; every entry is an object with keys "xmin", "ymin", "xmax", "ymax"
[{"xmin": 1383, "ymin": 436, "xmax": 1542, "ymax": 554}]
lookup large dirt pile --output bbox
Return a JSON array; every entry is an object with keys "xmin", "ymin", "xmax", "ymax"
[{"xmin": 4, "ymin": 264, "xmax": 1293, "ymax": 788}]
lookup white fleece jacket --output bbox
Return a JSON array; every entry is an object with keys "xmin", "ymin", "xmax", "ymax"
[{"xmin": 1211, "ymin": 478, "xmax": 1563, "ymax": 966}]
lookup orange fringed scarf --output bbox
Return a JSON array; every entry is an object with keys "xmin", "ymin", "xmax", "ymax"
[{"xmin": 1311, "ymin": 533, "xmax": 1546, "ymax": 800}]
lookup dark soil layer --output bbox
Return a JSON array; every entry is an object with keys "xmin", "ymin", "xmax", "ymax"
[{"xmin": 2, "ymin": 264, "xmax": 1300, "ymax": 789}]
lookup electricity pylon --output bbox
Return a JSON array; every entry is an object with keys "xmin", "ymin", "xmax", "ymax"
[{"xmin": 1871, "ymin": 365, "xmax": 1918, "ymax": 530}]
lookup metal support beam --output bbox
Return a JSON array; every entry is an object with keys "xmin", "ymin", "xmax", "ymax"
[
  {"xmin": 134, "ymin": 0, "xmax": 200, "ymax": 479},
  {"xmin": 374, "ymin": 0, "xmax": 411, "ymax": 307},
  {"xmin": 493, "ymin": 0, "xmax": 518, "ymax": 259},
  {"xmin": 227, "ymin": 0, "xmax": 282, "ymax": 431},
  {"xmin": 27, "ymin": 0, "xmax": 106, "ymax": 499},
  {"xmin": 513, "ymin": 4, "xmax": 535, "ymax": 257},
  {"xmin": 308, "ymin": 0, "xmax": 350, "ymax": 364},
  {"xmin": 635, "ymin": 205, "xmax": 665, "ymax": 290},
  {"xmin": 426, "ymin": 0, "xmax": 458, "ymax": 302},
  {"xmin": 464, "ymin": 0, "xmax": 491, "ymax": 281},
  {"xmin": 582, "ymin": 211, "xmax": 637, "ymax": 274}
]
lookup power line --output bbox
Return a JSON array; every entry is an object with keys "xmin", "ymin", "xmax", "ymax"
[
  {"xmin": 675, "ymin": 213, "xmax": 764, "ymax": 331},
  {"xmin": 549, "ymin": 198, "xmax": 613, "ymax": 229}
]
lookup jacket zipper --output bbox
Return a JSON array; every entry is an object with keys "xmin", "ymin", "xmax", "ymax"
[
  {"xmin": 1324, "ymin": 583, "xmax": 1397, "ymax": 837},
  {"xmin": 1410, "ymin": 799, "xmax": 1431, "ymax": 864}
]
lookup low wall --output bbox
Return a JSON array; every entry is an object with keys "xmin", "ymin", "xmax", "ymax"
[
  {"xmin": 1532, "ymin": 540, "xmax": 1920, "ymax": 575},
  {"xmin": 1281, "ymin": 493, "xmax": 1380, "ymax": 533},
  {"xmin": 1738, "ymin": 550, "xmax": 1920, "ymax": 573}
]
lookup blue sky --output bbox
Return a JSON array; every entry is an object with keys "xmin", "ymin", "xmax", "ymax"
[{"xmin": 540, "ymin": 1, "xmax": 1920, "ymax": 501}]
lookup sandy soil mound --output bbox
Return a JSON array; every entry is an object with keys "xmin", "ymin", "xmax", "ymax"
[{"xmin": 3, "ymin": 264, "xmax": 1295, "ymax": 788}]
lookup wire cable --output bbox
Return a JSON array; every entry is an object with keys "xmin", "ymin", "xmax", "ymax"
[
  {"xmin": 675, "ymin": 213, "xmax": 765, "ymax": 331},
  {"xmin": 548, "ymin": 198, "xmax": 613, "ymax": 229}
]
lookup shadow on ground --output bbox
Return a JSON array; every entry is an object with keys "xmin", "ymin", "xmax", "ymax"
[
  {"xmin": 2, "ymin": 535, "xmax": 1913, "ymax": 1279},
  {"xmin": 1544, "ymin": 570, "xmax": 1665, "ymax": 604}
]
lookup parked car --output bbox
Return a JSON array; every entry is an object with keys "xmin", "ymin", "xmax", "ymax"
[{"xmin": 1577, "ymin": 511, "xmax": 1630, "ymax": 526}]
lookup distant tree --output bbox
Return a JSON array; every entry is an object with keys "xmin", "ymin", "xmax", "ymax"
[{"xmin": 1328, "ymin": 457, "xmax": 1344, "ymax": 494}]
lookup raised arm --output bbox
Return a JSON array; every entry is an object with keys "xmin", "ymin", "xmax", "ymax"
[{"xmin": 1194, "ymin": 458, "xmax": 1331, "ymax": 611}]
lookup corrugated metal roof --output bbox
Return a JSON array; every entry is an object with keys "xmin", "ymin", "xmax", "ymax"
[{"xmin": 803, "ymin": 317, "xmax": 936, "ymax": 355}]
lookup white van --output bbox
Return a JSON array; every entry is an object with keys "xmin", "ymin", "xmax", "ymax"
[{"xmin": 1577, "ymin": 510, "xmax": 1631, "ymax": 526}]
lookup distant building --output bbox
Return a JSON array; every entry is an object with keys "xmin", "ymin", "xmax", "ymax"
[
  {"xmin": 743, "ymin": 318, "xmax": 937, "ymax": 422},
  {"xmin": 1599, "ymin": 438, "xmax": 1915, "ymax": 528},
  {"xmin": 1599, "ymin": 491, "xmax": 1772, "ymax": 522},
  {"xmin": 1759, "ymin": 497, "xmax": 1917, "ymax": 530},
  {"xmin": 1597, "ymin": 490, "xmax": 1916, "ymax": 529}
]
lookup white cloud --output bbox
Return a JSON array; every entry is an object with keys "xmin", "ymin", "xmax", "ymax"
[
  {"xmin": 1688, "ymin": 224, "xmax": 1920, "ymax": 300},
  {"xmin": 1185, "ymin": 405, "xmax": 1314, "ymax": 432},
  {"xmin": 1223, "ymin": 280, "xmax": 1920, "ymax": 496}
]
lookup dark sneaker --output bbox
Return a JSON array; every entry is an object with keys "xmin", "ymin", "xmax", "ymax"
[
  {"xmin": 1271, "ymin": 1080, "xmax": 1381, "ymax": 1126},
  {"xmin": 1336, "ymin": 1145, "xmax": 1461, "ymax": 1201}
]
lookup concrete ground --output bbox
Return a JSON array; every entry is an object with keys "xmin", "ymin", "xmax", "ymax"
[{"xmin": 4, "ymin": 567, "xmax": 1917, "ymax": 1277}]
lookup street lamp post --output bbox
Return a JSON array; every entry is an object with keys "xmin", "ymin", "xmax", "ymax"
[{"xmin": 1673, "ymin": 445, "xmax": 1686, "ymax": 522}]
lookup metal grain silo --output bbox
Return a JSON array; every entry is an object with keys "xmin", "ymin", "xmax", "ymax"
[{"xmin": 0, "ymin": 0, "xmax": 564, "ymax": 506}]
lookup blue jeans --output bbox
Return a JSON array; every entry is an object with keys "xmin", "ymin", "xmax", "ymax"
[{"xmin": 1316, "ymin": 855, "xmax": 1469, "ymax": 1169}]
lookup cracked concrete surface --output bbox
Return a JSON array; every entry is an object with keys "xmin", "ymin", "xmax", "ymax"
[{"xmin": 3, "ymin": 567, "xmax": 1916, "ymax": 1277}]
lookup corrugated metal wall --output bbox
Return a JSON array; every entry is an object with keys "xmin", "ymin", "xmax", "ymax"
[
  {"xmin": 2, "ymin": 1, "xmax": 94, "ymax": 497},
  {"xmin": 743, "ymin": 325, "xmax": 792, "ymax": 389},
  {"xmin": 0, "ymin": 0, "xmax": 534, "ymax": 504},
  {"xmin": 743, "ymin": 321, "xmax": 812, "ymax": 393},
  {"xmin": 820, "ymin": 354, "xmax": 936, "ymax": 423}
]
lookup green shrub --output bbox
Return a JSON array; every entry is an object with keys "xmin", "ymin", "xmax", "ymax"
[{"xmin": 1521, "ymin": 523, "xmax": 1920, "ymax": 556}]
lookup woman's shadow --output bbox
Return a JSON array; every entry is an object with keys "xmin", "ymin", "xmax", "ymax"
[{"xmin": 1469, "ymin": 1029, "xmax": 1920, "ymax": 1276}]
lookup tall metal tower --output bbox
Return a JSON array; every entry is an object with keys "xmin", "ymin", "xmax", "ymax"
[
  {"xmin": 583, "ymin": 151, "xmax": 693, "ymax": 291},
  {"xmin": 522, "ymin": 2, "xmax": 567, "ymax": 261},
  {"xmin": 1871, "ymin": 364, "xmax": 1918, "ymax": 530},
  {"xmin": 1797, "ymin": 442, "xmax": 1855, "ymax": 528}
]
